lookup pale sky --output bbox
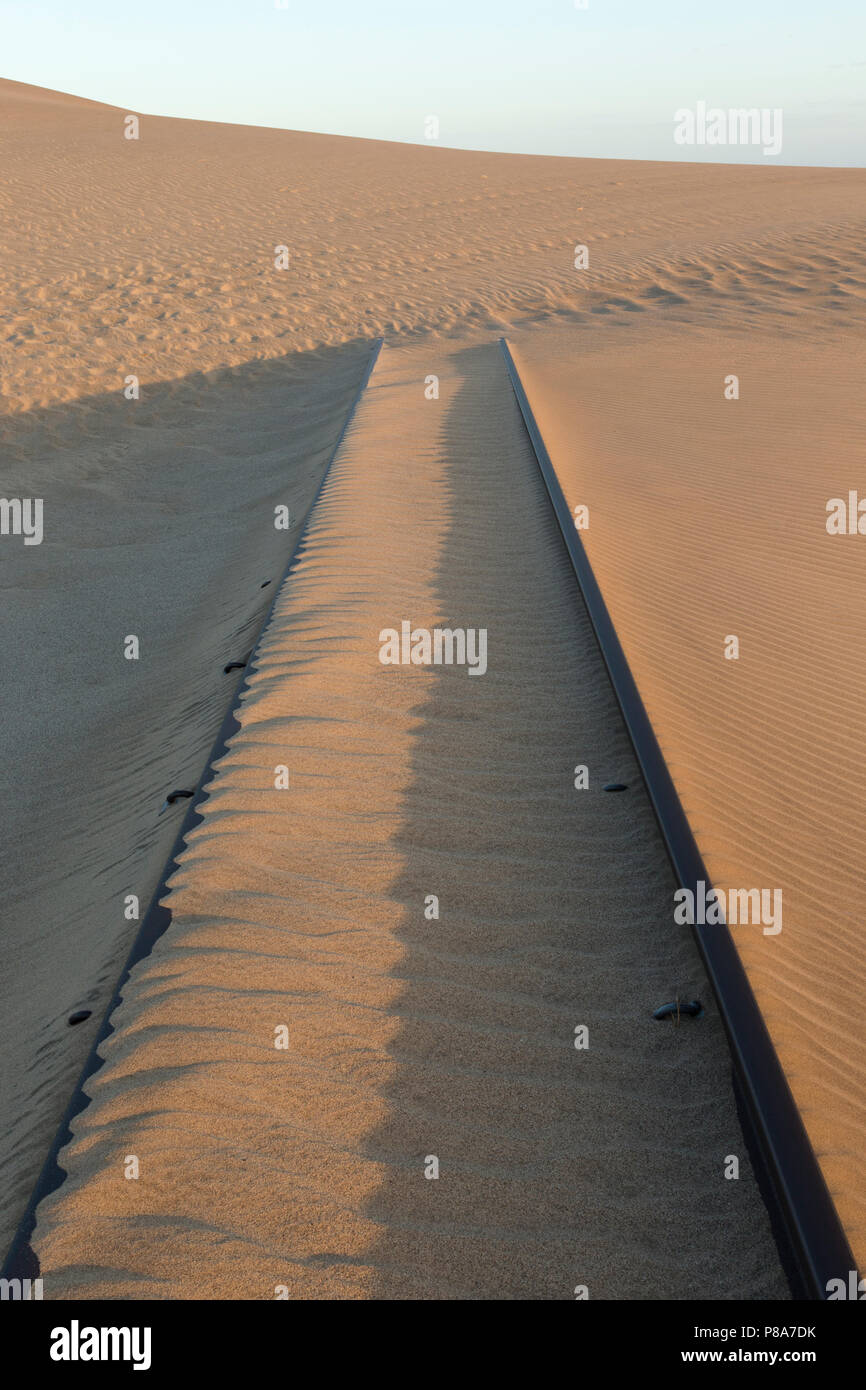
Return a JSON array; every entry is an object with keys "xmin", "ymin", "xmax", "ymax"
[{"xmin": 2, "ymin": 0, "xmax": 864, "ymax": 164}]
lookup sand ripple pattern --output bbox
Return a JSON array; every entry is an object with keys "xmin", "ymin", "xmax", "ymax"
[
  {"xmin": 2, "ymin": 78, "xmax": 864, "ymax": 418},
  {"xmin": 31, "ymin": 343, "xmax": 786, "ymax": 1299},
  {"xmin": 513, "ymin": 325, "xmax": 866, "ymax": 1272}
]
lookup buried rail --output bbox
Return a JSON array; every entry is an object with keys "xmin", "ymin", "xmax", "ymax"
[
  {"xmin": 498, "ymin": 335, "xmax": 857, "ymax": 1302},
  {"xmin": 2, "ymin": 336, "xmax": 384, "ymax": 1283}
]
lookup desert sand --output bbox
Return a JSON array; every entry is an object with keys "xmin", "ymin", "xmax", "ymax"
[
  {"xmin": 25, "ymin": 340, "xmax": 786, "ymax": 1299},
  {"xmin": 512, "ymin": 320, "xmax": 866, "ymax": 1266},
  {"xmin": 1, "ymin": 75, "xmax": 863, "ymax": 1294}
]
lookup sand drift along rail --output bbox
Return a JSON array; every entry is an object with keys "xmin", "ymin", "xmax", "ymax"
[
  {"xmin": 498, "ymin": 336, "xmax": 857, "ymax": 1301},
  {"xmin": 3, "ymin": 333, "xmax": 851, "ymax": 1299},
  {"xmin": 1, "ymin": 337, "xmax": 385, "ymax": 1284}
]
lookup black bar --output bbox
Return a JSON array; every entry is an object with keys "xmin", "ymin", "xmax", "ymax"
[
  {"xmin": 2, "ymin": 336, "xmax": 384, "ymax": 1282},
  {"xmin": 3, "ymin": 1296, "xmax": 863, "ymax": 1368},
  {"xmin": 498, "ymin": 335, "xmax": 857, "ymax": 1302}
]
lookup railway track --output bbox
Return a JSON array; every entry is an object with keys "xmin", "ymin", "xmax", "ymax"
[{"xmin": 3, "ymin": 334, "xmax": 852, "ymax": 1298}]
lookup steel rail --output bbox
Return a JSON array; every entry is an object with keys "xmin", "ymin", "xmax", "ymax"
[
  {"xmin": 498, "ymin": 334, "xmax": 857, "ymax": 1302},
  {"xmin": 2, "ymin": 336, "xmax": 384, "ymax": 1282}
]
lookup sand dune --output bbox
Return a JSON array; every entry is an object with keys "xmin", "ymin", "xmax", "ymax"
[
  {"xmin": 1, "ymin": 75, "xmax": 862, "ymax": 418},
  {"xmin": 29, "ymin": 343, "xmax": 786, "ymax": 1299},
  {"xmin": 1, "ymin": 76, "xmax": 864, "ymax": 1291}
]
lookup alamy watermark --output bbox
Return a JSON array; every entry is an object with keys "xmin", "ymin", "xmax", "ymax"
[
  {"xmin": 674, "ymin": 880, "xmax": 782, "ymax": 936},
  {"xmin": 379, "ymin": 621, "xmax": 487, "ymax": 676},
  {"xmin": 674, "ymin": 102, "xmax": 783, "ymax": 157},
  {"xmin": 49, "ymin": 1321, "xmax": 152, "ymax": 1370},
  {"xmin": 1, "ymin": 1276, "xmax": 43, "ymax": 1299},
  {"xmin": 826, "ymin": 492, "xmax": 866, "ymax": 535},
  {"xmin": 0, "ymin": 497, "xmax": 43, "ymax": 545},
  {"xmin": 826, "ymin": 1270, "xmax": 866, "ymax": 1299}
]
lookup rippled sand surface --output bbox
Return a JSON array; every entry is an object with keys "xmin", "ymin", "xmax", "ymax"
[
  {"xmin": 3, "ymin": 75, "xmax": 861, "ymax": 1290},
  {"xmin": 29, "ymin": 343, "xmax": 787, "ymax": 1298}
]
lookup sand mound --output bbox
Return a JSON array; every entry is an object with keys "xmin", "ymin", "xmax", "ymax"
[{"xmin": 30, "ymin": 343, "xmax": 785, "ymax": 1299}]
